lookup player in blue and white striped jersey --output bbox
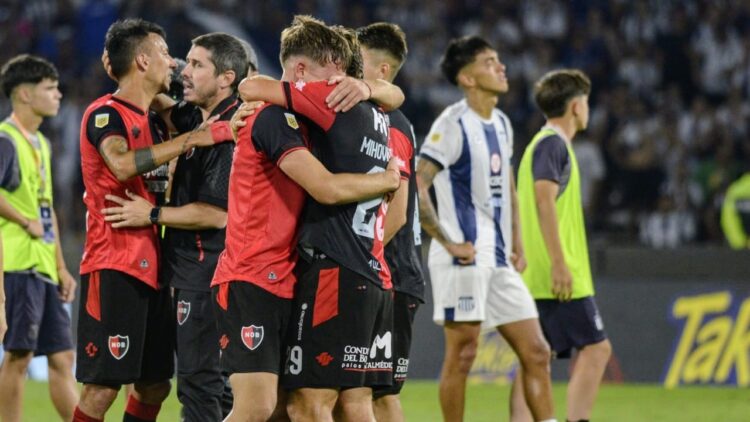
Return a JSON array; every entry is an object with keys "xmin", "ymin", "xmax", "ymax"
[{"xmin": 416, "ymin": 36, "xmax": 557, "ymax": 422}]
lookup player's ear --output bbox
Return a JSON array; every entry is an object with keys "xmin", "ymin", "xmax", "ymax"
[
  {"xmin": 568, "ymin": 97, "xmax": 581, "ymax": 117},
  {"xmin": 135, "ymin": 51, "xmax": 149, "ymax": 72},
  {"xmin": 220, "ymin": 70, "xmax": 236, "ymax": 90},
  {"xmin": 456, "ymin": 70, "xmax": 474, "ymax": 88},
  {"xmin": 13, "ymin": 84, "xmax": 32, "ymax": 104},
  {"xmin": 294, "ymin": 61, "xmax": 306, "ymax": 80},
  {"xmin": 379, "ymin": 62, "xmax": 390, "ymax": 80}
]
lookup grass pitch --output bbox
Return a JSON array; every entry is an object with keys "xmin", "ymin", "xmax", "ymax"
[{"xmin": 22, "ymin": 380, "xmax": 749, "ymax": 421}]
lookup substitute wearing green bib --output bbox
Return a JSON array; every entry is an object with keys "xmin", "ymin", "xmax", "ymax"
[
  {"xmin": 511, "ymin": 69, "xmax": 611, "ymax": 422},
  {"xmin": 518, "ymin": 127, "xmax": 593, "ymax": 299},
  {"xmin": 0, "ymin": 120, "xmax": 58, "ymax": 281}
]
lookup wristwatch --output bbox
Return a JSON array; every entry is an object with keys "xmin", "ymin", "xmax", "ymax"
[{"xmin": 149, "ymin": 207, "xmax": 161, "ymax": 225}]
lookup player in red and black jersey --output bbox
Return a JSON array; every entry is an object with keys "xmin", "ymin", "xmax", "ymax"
[
  {"xmin": 357, "ymin": 22, "xmax": 426, "ymax": 422},
  {"xmin": 97, "ymin": 33, "xmax": 252, "ymax": 422},
  {"xmin": 210, "ymin": 21, "xmax": 401, "ymax": 422},
  {"xmin": 75, "ymin": 19, "xmax": 230, "ymax": 422},
  {"xmin": 237, "ymin": 17, "xmax": 408, "ymax": 422}
]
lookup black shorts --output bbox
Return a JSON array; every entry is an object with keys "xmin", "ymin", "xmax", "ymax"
[
  {"xmin": 2, "ymin": 271, "xmax": 73, "ymax": 356},
  {"xmin": 212, "ymin": 281, "xmax": 292, "ymax": 375},
  {"xmin": 76, "ymin": 270, "xmax": 175, "ymax": 385},
  {"xmin": 373, "ymin": 291, "xmax": 419, "ymax": 399},
  {"xmin": 282, "ymin": 258, "xmax": 394, "ymax": 390},
  {"xmin": 535, "ymin": 296, "xmax": 607, "ymax": 359}
]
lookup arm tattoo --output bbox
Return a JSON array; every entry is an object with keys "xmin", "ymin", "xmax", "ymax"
[
  {"xmin": 418, "ymin": 195, "xmax": 448, "ymax": 245},
  {"xmin": 416, "ymin": 162, "xmax": 451, "ymax": 245},
  {"xmin": 134, "ymin": 147, "xmax": 157, "ymax": 175},
  {"xmin": 99, "ymin": 137, "xmax": 128, "ymax": 171}
]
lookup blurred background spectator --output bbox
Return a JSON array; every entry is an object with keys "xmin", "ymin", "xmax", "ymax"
[{"xmin": 1, "ymin": 0, "xmax": 748, "ymax": 252}]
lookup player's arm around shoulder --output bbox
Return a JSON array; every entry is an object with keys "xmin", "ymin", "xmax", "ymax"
[
  {"xmin": 279, "ymin": 149, "xmax": 400, "ymax": 205},
  {"xmin": 325, "ymin": 76, "xmax": 405, "ymax": 112},
  {"xmin": 237, "ymin": 75, "xmax": 286, "ymax": 107}
]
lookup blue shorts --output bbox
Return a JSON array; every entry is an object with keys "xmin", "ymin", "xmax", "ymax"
[
  {"xmin": 535, "ymin": 296, "xmax": 607, "ymax": 359},
  {"xmin": 2, "ymin": 271, "xmax": 73, "ymax": 356}
]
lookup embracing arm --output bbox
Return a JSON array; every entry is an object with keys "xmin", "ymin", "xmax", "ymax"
[
  {"xmin": 279, "ymin": 149, "xmax": 400, "ymax": 205},
  {"xmin": 102, "ymin": 191, "xmax": 226, "ymax": 230},
  {"xmin": 383, "ymin": 177, "xmax": 408, "ymax": 245},
  {"xmin": 98, "ymin": 123, "xmax": 215, "ymax": 182}
]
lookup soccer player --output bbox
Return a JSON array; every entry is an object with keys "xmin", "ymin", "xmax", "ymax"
[
  {"xmin": 515, "ymin": 69, "xmax": 612, "ymax": 422},
  {"xmin": 357, "ymin": 22, "xmax": 425, "ymax": 422},
  {"xmin": 74, "ymin": 19, "xmax": 229, "ymax": 422},
  {"xmin": 99, "ymin": 32, "xmax": 251, "ymax": 421},
  {"xmin": 238, "ymin": 16, "xmax": 405, "ymax": 422},
  {"xmin": 0, "ymin": 54, "xmax": 78, "ymax": 422},
  {"xmin": 417, "ymin": 36, "xmax": 556, "ymax": 422},
  {"xmin": 213, "ymin": 17, "xmax": 402, "ymax": 422}
]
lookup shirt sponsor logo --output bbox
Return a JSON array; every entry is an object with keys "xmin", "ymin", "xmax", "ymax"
[
  {"xmin": 94, "ymin": 113, "xmax": 109, "ymax": 128},
  {"xmin": 176, "ymin": 300, "xmax": 191, "ymax": 326},
  {"xmin": 108, "ymin": 335, "xmax": 129, "ymax": 360},
  {"xmin": 241, "ymin": 325, "xmax": 264, "ymax": 351},
  {"xmin": 284, "ymin": 113, "xmax": 299, "ymax": 130},
  {"xmin": 458, "ymin": 296, "xmax": 475, "ymax": 312}
]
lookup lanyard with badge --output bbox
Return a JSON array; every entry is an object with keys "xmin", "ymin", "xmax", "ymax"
[{"xmin": 11, "ymin": 113, "xmax": 54, "ymax": 244}]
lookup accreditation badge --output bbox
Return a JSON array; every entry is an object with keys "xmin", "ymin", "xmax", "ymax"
[{"xmin": 38, "ymin": 198, "xmax": 54, "ymax": 244}]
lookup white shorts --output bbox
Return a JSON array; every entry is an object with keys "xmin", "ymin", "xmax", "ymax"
[{"xmin": 430, "ymin": 264, "xmax": 538, "ymax": 330}]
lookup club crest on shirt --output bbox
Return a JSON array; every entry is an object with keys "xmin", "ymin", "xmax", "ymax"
[
  {"xmin": 94, "ymin": 113, "xmax": 109, "ymax": 128},
  {"xmin": 491, "ymin": 153, "xmax": 502, "ymax": 174},
  {"xmin": 430, "ymin": 132, "xmax": 441, "ymax": 143},
  {"xmin": 241, "ymin": 325, "xmax": 264, "ymax": 350},
  {"xmin": 176, "ymin": 300, "xmax": 191, "ymax": 325},
  {"xmin": 294, "ymin": 80, "xmax": 306, "ymax": 91},
  {"xmin": 284, "ymin": 113, "xmax": 299, "ymax": 130},
  {"xmin": 108, "ymin": 335, "xmax": 130, "ymax": 360}
]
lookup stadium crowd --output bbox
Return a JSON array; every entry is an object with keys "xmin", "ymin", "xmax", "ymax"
[{"xmin": 1, "ymin": 0, "xmax": 749, "ymax": 250}]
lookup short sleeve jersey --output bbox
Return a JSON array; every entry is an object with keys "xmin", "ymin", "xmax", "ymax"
[
  {"xmin": 419, "ymin": 99, "xmax": 515, "ymax": 268},
  {"xmin": 0, "ymin": 134, "xmax": 20, "ymax": 191},
  {"xmin": 385, "ymin": 109, "xmax": 425, "ymax": 301},
  {"xmin": 79, "ymin": 94, "xmax": 170, "ymax": 288},
  {"xmin": 531, "ymin": 133, "xmax": 571, "ymax": 197},
  {"xmin": 211, "ymin": 104, "xmax": 308, "ymax": 298},
  {"xmin": 282, "ymin": 80, "xmax": 392, "ymax": 289},
  {"xmin": 162, "ymin": 95, "xmax": 239, "ymax": 292}
]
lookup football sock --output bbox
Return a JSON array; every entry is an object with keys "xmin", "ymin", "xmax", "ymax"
[
  {"xmin": 123, "ymin": 395, "xmax": 161, "ymax": 422},
  {"xmin": 73, "ymin": 406, "xmax": 103, "ymax": 422}
]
